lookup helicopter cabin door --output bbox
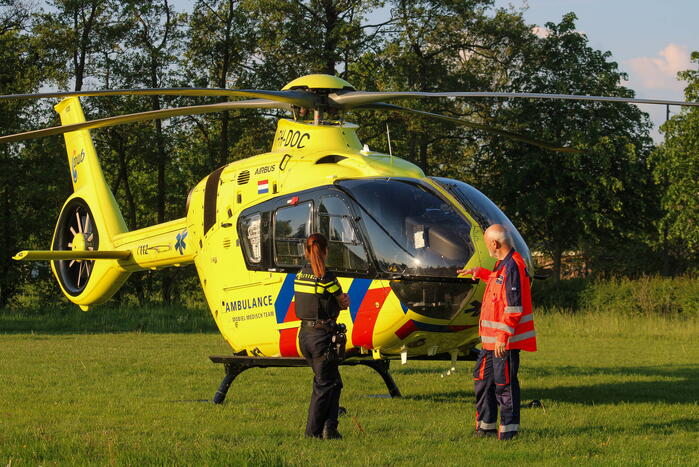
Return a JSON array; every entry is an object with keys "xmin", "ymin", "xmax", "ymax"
[{"xmin": 233, "ymin": 187, "xmax": 371, "ymax": 356}]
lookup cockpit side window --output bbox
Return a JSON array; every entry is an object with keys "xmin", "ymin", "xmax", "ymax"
[
  {"xmin": 274, "ymin": 202, "xmax": 312, "ymax": 266},
  {"xmin": 337, "ymin": 179, "xmax": 474, "ymax": 278},
  {"xmin": 317, "ymin": 195, "xmax": 369, "ymax": 272}
]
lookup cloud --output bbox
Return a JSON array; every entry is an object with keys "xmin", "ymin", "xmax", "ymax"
[
  {"xmin": 531, "ymin": 26, "xmax": 550, "ymax": 38},
  {"xmin": 531, "ymin": 24, "xmax": 589, "ymax": 39},
  {"xmin": 625, "ymin": 44, "xmax": 692, "ymax": 92}
]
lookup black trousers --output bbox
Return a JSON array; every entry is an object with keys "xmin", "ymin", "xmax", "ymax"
[
  {"xmin": 299, "ymin": 326, "xmax": 343, "ymax": 437},
  {"xmin": 473, "ymin": 349, "xmax": 521, "ymax": 440}
]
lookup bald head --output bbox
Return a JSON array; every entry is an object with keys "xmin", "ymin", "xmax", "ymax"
[
  {"xmin": 484, "ymin": 224, "xmax": 511, "ymax": 246},
  {"xmin": 483, "ymin": 224, "xmax": 512, "ymax": 259}
]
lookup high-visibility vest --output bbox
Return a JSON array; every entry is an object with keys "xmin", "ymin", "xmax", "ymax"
[
  {"xmin": 294, "ymin": 263, "xmax": 343, "ymax": 321},
  {"xmin": 474, "ymin": 249, "xmax": 536, "ymax": 352}
]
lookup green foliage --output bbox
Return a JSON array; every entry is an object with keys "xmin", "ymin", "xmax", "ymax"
[
  {"xmin": 181, "ymin": 0, "xmax": 275, "ymax": 171},
  {"xmin": 0, "ymin": 303, "xmax": 216, "ymax": 333},
  {"xmin": 471, "ymin": 13, "xmax": 655, "ymax": 279},
  {"xmin": 533, "ymin": 275, "xmax": 698, "ymax": 316},
  {"xmin": 247, "ymin": 0, "xmax": 381, "ymax": 80},
  {"xmin": 351, "ymin": 0, "xmax": 534, "ymax": 173},
  {"xmin": 532, "ymin": 277, "xmax": 589, "ymax": 310},
  {"xmin": 0, "ymin": 8, "xmax": 69, "ymax": 306},
  {"xmin": 649, "ymin": 51, "xmax": 699, "ymax": 269},
  {"xmin": 32, "ymin": 0, "xmax": 121, "ymax": 91},
  {"xmin": 579, "ymin": 276, "xmax": 698, "ymax": 316},
  {"xmin": 0, "ymin": 2, "xmax": 695, "ymax": 307}
]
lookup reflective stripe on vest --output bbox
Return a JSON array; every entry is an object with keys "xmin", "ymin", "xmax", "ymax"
[
  {"xmin": 481, "ymin": 320, "xmax": 515, "ymax": 334},
  {"xmin": 294, "ymin": 284, "xmax": 317, "ymax": 294},
  {"xmin": 481, "ymin": 329, "xmax": 535, "ymax": 344},
  {"xmin": 519, "ymin": 314, "xmax": 533, "ymax": 323},
  {"xmin": 295, "ymin": 282, "xmax": 337, "ymax": 295},
  {"xmin": 509, "ymin": 330, "xmax": 536, "ymax": 343}
]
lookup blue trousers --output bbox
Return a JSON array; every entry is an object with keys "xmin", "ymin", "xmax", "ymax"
[
  {"xmin": 299, "ymin": 327, "xmax": 343, "ymax": 437},
  {"xmin": 473, "ymin": 349, "xmax": 520, "ymax": 440}
]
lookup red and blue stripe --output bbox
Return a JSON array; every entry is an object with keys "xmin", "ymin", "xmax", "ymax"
[{"xmin": 273, "ymin": 274, "xmax": 471, "ymax": 355}]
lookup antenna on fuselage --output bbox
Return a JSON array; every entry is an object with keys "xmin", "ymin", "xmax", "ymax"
[{"xmin": 386, "ymin": 122, "xmax": 393, "ymax": 163}]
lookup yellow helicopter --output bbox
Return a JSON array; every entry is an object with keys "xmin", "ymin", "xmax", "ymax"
[{"xmin": 3, "ymin": 74, "xmax": 696, "ymax": 397}]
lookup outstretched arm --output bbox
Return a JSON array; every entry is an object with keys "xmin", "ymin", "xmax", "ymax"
[{"xmin": 456, "ymin": 266, "xmax": 491, "ymax": 281}]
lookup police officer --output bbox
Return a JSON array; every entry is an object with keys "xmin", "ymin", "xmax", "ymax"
[{"xmin": 295, "ymin": 233, "xmax": 350, "ymax": 440}]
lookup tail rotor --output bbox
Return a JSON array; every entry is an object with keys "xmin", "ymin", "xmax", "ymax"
[{"xmin": 52, "ymin": 198, "xmax": 100, "ymax": 296}]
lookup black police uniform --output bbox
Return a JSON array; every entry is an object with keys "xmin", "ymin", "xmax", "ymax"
[{"xmin": 294, "ymin": 263, "xmax": 344, "ymax": 439}]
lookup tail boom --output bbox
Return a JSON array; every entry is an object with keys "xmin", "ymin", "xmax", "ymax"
[{"xmin": 111, "ymin": 218, "xmax": 196, "ymax": 272}]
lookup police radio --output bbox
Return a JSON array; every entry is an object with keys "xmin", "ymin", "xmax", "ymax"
[{"xmin": 327, "ymin": 323, "xmax": 347, "ymax": 362}]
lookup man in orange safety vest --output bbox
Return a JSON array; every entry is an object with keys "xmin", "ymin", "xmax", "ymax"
[{"xmin": 458, "ymin": 224, "xmax": 536, "ymax": 440}]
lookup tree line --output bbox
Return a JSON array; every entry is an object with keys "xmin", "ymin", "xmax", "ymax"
[{"xmin": 0, "ymin": 0, "xmax": 696, "ymax": 307}]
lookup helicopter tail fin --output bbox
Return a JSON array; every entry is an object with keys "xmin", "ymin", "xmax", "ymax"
[
  {"xmin": 55, "ymin": 97, "xmax": 127, "ymax": 233},
  {"xmin": 43, "ymin": 98, "xmax": 131, "ymax": 309}
]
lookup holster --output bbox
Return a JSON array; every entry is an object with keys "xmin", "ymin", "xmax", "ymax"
[{"xmin": 326, "ymin": 323, "xmax": 347, "ymax": 363}]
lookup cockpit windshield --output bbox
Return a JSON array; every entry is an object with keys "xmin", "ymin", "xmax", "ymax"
[
  {"xmin": 337, "ymin": 178, "xmax": 474, "ymax": 278},
  {"xmin": 431, "ymin": 177, "xmax": 533, "ymax": 271}
]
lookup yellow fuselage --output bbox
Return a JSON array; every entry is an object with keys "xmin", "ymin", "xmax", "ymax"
[
  {"xmin": 174, "ymin": 118, "xmax": 492, "ymax": 358},
  {"xmin": 49, "ymin": 111, "xmax": 494, "ymax": 359}
]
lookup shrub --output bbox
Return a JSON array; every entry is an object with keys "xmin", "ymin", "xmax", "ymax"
[{"xmin": 533, "ymin": 275, "xmax": 698, "ymax": 316}]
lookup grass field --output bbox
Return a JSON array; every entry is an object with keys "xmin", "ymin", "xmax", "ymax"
[{"xmin": 1, "ymin": 312, "xmax": 698, "ymax": 466}]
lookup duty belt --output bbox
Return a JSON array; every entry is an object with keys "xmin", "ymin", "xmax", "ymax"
[{"xmin": 300, "ymin": 319, "xmax": 335, "ymax": 330}]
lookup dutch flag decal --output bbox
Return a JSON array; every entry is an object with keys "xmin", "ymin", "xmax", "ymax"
[{"xmin": 258, "ymin": 179, "xmax": 269, "ymax": 194}]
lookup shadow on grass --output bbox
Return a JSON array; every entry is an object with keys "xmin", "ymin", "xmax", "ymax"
[
  {"xmin": 528, "ymin": 365, "xmax": 699, "ymax": 405},
  {"xmin": 393, "ymin": 367, "xmax": 446, "ymax": 375},
  {"xmin": 402, "ymin": 390, "xmax": 473, "ymax": 403},
  {"xmin": 639, "ymin": 418, "xmax": 699, "ymax": 434},
  {"xmin": 528, "ymin": 417, "xmax": 699, "ymax": 438},
  {"xmin": 402, "ymin": 365, "xmax": 699, "ymax": 405}
]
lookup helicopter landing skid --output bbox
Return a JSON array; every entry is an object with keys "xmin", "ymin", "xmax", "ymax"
[{"xmin": 208, "ymin": 355, "xmax": 401, "ymax": 404}]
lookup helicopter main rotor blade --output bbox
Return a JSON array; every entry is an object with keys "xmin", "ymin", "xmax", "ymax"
[
  {"xmin": 331, "ymin": 90, "xmax": 699, "ymax": 109},
  {"xmin": 359, "ymin": 102, "xmax": 579, "ymax": 153},
  {"xmin": 0, "ymin": 87, "xmax": 319, "ymax": 108},
  {"xmin": 0, "ymin": 99, "xmax": 291, "ymax": 143}
]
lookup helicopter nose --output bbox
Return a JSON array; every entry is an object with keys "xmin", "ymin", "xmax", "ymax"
[{"xmin": 390, "ymin": 279, "xmax": 478, "ymax": 322}]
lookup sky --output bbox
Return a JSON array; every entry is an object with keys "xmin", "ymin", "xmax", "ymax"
[{"xmin": 493, "ymin": 0, "xmax": 699, "ymax": 141}]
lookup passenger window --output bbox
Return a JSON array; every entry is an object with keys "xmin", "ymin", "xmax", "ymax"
[
  {"xmin": 274, "ymin": 202, "xmax": 312, "ymax": 266},
  {"xmin": 317, "ymin": 195, "xmax": 369, "ymax": 272},
  {"xmin": 240, "ymin": 213, "xmax": 262, "ymax": 263}
]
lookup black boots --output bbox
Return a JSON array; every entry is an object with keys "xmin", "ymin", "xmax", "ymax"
[{"xmin": 322, "ymin": 424, "xmax": 342, "ymax": 440}]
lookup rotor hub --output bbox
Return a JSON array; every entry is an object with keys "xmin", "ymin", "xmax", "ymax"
[
  {"xmin": 281, "ymin": 74, "xmax": 355, "ymax": 92},
  {"xmin": 71, "ymin": 233, "xmax": 87, "ymax": 252}
]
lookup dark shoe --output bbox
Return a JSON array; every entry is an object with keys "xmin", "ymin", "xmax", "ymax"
[
  {"xmin": 498, "ymin": 432, "xmax": 518, "ymax": 441},
  {"xmin": 322, "ymin": 425, "xmax": 343, "ymax": 440},
  {"xmin": 474, "ymin": 430, "xmax": 497, "ymax": 438}
]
